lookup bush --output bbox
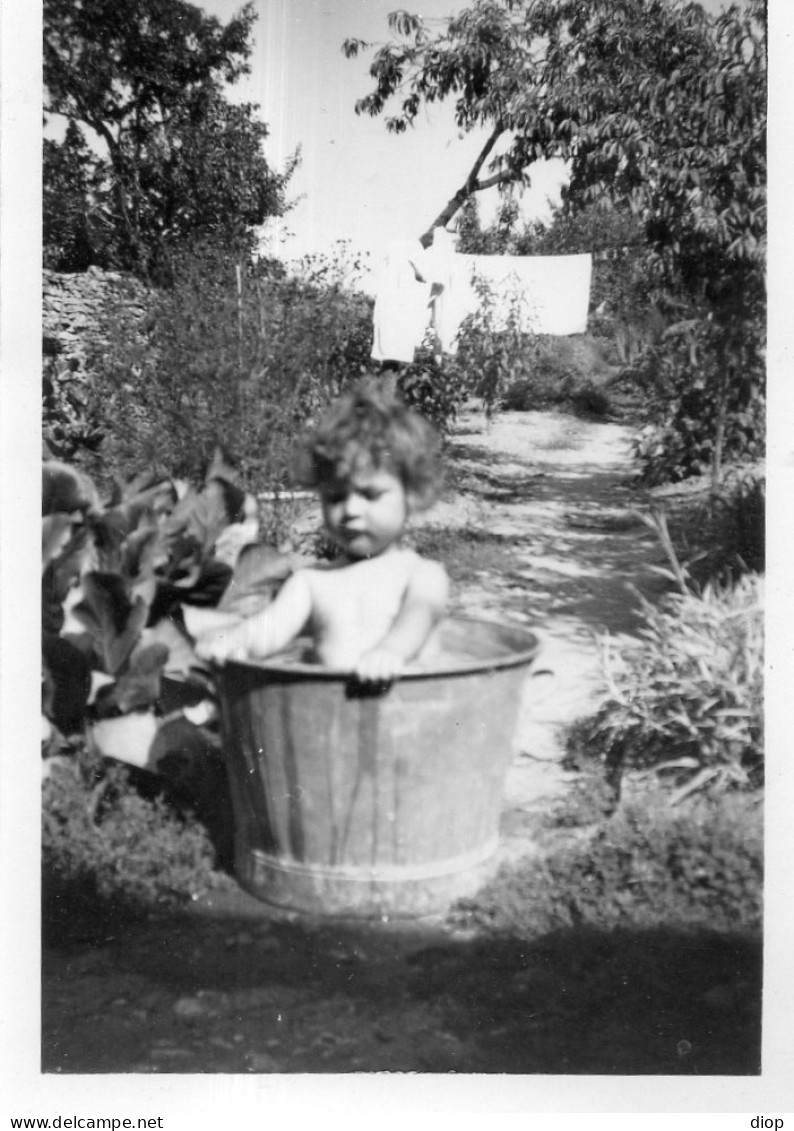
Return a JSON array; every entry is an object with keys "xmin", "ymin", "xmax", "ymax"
[
  {"xmin": 661, "ymin": 469, "xmax": 766, "ymax": 586},
  {"xmin": 567, "ymin": 381, "xmax": 611, "ymax": 419},
  {"xmin": 41, "ymin": 455, "xmax": 264, "ymax": 736},
  {"xmin": 568, "ymin": 572, "xmax": 764, "ymax": 799},
  {"xmin": 396, "ymin": 342, "xmax": 472, "ymax": 434},
  {"xmin": 451, "ymin": 790, "xmax": 762, "ymax": 937},
  {"xmin": 633, "ymin": 388, "xmax": 765, "ymax": 486},
  {"xmin": 89, "ymin": 250, "xmax": 374, "ymax": 493},
  {"xmin": 626, "ymin": 315, "xmax": 765, "ymax": 485},
  {"xmin": 452, "ymin": 280, "xmax": 535, "ymax": 416},
  {"xmin": 499, "ymin": 335, "xmax": 614, "ymax": 416}
]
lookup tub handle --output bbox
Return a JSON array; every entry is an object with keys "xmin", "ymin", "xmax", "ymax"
[{"xmin": 527, "ymin": 663, "xmax": 558, "ymax": 707}]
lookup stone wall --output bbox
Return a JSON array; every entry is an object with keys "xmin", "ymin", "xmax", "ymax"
[{"xmin": 43, "ymin": 266, "xmax": 151, "ymax": 369}]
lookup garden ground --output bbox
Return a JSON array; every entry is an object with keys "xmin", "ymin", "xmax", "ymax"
[{"xmin": 41, "ymin": 407, "xmax": 762, "ymax": 1075}]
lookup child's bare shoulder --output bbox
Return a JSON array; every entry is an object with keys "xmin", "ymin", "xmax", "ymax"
[{"xmin": 407, "ymin": 553, "xmax": 449, "ymax": 601}]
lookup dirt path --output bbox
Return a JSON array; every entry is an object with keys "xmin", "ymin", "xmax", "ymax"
[
  {"xmin": 45, "ymin": 408, "xmax": 757, "ymax": 1079},
  {"xmin": 417, "ymin": 408, "xmax": 664, "ymax": 863}
]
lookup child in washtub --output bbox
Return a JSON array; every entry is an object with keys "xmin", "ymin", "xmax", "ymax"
[{"xmin": 194, "ymin": 386, "xmax": 449, "ymax": 685}]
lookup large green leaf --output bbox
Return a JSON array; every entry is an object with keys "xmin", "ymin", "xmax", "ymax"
[
  {"xmin": 42, "ymin": 523, "xmax": 90, "ymax": 635},
  {"xmin": 148, "ymin": 715, "xmax": 218, "ymax": 785},
  {"xmin": 122, "ymin": 519, "xmax": 168, "ymax": 605},
  {"xmin": 218, "ymin": 542, "xmax": 293, "ymax": 615},
  {"xmin": 162, "ymin": 483, "xmax": 227, "ymax": 559},
  {"xmin": 110, "ymin": 641, "xmax": 170, "ymax": 713},
  {"xmin": 42, "ymin": 514, "xmax": 79, "ymax": 572},
  {"xmin": 42, "ymin": 633, "xmax": 92, "ymax": 733},
  {"xmin": 71, "ymin": 572, "xmax": 149, "ymax": 675},
  {"xmin": 105, "ymin": 471, "xmax": 178, "ymax": 535},
  {"xmin": 142, "ymin": 617, "xmax": 201, "ymax": 680},
  {"xmin": 89, "ymin": 711, "xmax": 158, "ymax": 770},
  {"xmin": 178, "ymin": 558, "xmax": 233, "ymax": 606}
]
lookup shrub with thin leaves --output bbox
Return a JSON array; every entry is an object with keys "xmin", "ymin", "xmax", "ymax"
[
  {"xmin": 89, "ymin": 250, "xmax": 374, "ymax": 492},
  {"xmin": 571, "ymin": 573, "xmax": 763, "ymax": 799}
]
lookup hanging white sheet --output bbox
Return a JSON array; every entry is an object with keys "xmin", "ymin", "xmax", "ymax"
[{"xmin": 371, "ymin": 245, "xmax": 593, "ymax": 361}]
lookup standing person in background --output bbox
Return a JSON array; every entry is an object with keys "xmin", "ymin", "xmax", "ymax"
[
  {"xmin": 370, "ymin": 238, "xmax": 431, "ymax": 376},
  {"xmin": 424, "ymin": 226, "xmax": 458, "ymax": 358}
]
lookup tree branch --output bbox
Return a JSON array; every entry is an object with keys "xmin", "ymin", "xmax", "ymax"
[
  {"xmin": 463, "ymin": 125, "xmax": 503, "ymax": 192},
  {"xmin": 474, "ymin": 169, "xmax": 514, "ymax": 192},
  {"xmin": 419, "ymin": 125, "xmax": 522, "ymax": 245}
]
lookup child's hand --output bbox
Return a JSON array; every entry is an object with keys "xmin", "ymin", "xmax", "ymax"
[{"xmin": 353, "ymin": 647, "xmax": 405, "ymax": 686}]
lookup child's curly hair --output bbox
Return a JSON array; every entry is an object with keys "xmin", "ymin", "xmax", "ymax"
[{"xmin": 302, "ymin": 384, "xmax": 443, "ymax": 510}]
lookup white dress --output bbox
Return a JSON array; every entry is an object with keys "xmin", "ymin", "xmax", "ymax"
[{"xmin": 370, "ymin": 239, "xmax": 431, "ymax": 363}]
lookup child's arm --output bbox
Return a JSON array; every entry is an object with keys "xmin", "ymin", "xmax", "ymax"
[
  {"xmin": 354, "ymin": 560, "xmax": 449, "ymax": 684},
  {"xmin": 194, "ymin": 570, "xmax": 313, "ymax": 665}
]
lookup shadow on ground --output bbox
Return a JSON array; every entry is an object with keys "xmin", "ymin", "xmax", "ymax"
[{"xmin": 42, "ymin": 896, "xmax": 761, "ymax": 1075}]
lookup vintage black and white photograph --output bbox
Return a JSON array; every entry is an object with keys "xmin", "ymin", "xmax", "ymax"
[{"xmin": 2, "ymin": 0, "xmax": 791, "ymax": 1115}]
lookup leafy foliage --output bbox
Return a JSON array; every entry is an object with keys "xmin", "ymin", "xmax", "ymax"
[
  {"xmin": 89, "ymin": 251, "xmax": 374, "ymax": 490},
  {"xmin": 44, "ymin": 122, "xmax": 109, "ymax": 272},
  {"xmin": 396, "ymin": 340, "xmax": 472, "ymax": 432},
  {"xmin": 40, "ymin": 455, "xmax": 299, "ymax": 916},
  {"xmin": 43, "ymin": 0, "xmax": 294, "ymax": 277},
  {"xmin": 628, "ymin": 313, "xmax": 765, "ymax": 484},
  {"xmin": 346, "ymin": 0, "xmax": 764, "ymax": 251},
  {"xmin": 451, "ymin": 278, "xmax": 536, "ymax": 416},
  {"xmin": 41, "ymin": 457, "xmax": 262, "ymax": 737},
  {"xmin": 567, "ymin": 572, "xmax": 764, "ymax": 801},
  {"xmin": 499, "ymin": 334, "xmax": 613, "ymax": 417}
]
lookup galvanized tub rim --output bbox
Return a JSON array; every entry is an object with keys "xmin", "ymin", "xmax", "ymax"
[{"xmin": 219, "ymin": 615, "xmax": 540, "ymax": 682}]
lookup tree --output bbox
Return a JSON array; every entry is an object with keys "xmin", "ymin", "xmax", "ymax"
[
  {"xmin": 44, "ymin": 121, "xmax": 111, "ymax": 272},
  {"xmin": 120, "ymin": 91, "xmax": 298, "ymax": 279},
  {"xmin": 345, "ymin": 1, "xmax": 764, "ymax": 261},
  {"xmin": 346, "ymin": 0, "xmax": 766, "ymax": 482},
  {"xmin": 44, "ymin": 0, "xmax": 293, "ymax": 277}
]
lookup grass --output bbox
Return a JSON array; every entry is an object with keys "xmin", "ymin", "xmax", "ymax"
[
  {"xmin": 42, "ymin": 748, "xmax": 226, "ymax": 933},
  {"xmin": 408, "ymin": 524, "xmax": 524, "ymax": 585},
  {"xmin": 450, "ymin": 787, "xmax": 762, "ymax": 938}
]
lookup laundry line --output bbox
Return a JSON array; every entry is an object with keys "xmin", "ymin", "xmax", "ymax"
[{"xmin": 370, "ymin": 232, "xmax": 593, "ymax": 364}]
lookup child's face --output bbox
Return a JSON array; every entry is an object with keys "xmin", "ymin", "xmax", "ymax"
[{"xmin": 320, "ymin": 463, "xmax": 409, "ymax": 560}]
